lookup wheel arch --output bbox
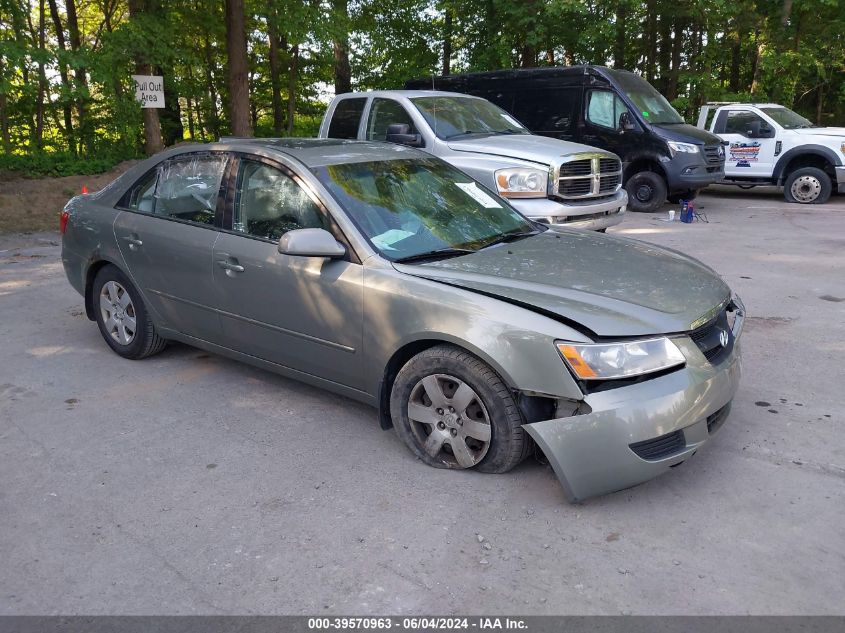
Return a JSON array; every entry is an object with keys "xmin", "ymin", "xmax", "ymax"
[
  {"xmin": 773, "ymin": 146, "xmax": 840, "ymax": 185},
  {"xmin": 623, "ymin": 157, "xmax": 667, "ymax": 185},
  {"xmin": 83, "ymin": 257, "xmax": 124, "ymax": 321}
]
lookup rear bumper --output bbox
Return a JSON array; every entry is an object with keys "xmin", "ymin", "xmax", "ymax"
[
  {"xmin": 524, "ymin": 309, "xmax": 744, "ymax": 502},
  {"xmin": 836, "ymin": 166, "xmax": 845, "ymax": 193},
  {"xmin": 510, "ymin": 190, "xmax": 627, "ymax": 232}
]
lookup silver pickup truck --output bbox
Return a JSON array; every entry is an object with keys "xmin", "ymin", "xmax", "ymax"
[{"xmin": 318, "ymin": 90, "xmax": 628, "ymax": 231}]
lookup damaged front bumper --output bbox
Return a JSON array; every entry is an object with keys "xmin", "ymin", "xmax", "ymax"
[{"xmin": 524, "ymin": 312, "xmax": 743, "ymax": 503}]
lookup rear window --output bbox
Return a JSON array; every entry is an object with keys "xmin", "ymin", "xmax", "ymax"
[{"xmin": 327, "ymin": 98, "xmax": 366, "ymax": 139}]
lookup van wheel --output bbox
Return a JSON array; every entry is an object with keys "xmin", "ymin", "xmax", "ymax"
[
  {"xmin": 625, "ymin": 171, "xmax": 667, "ymax": 213},
  {"xmin": 390, "ymin": 344, "xmax": 531, "ymax": 474},
  {"xmin": 784, "ymin": 167, "xmax": 832, "ymax": 204}
]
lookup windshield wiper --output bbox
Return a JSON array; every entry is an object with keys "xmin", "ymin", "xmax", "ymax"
[
  {"xmin": 480, "ymin": 229, "xmax": 542, "ymax": 250},
  {"xmin": 393, "ymin": 247, "xmax": 475, "ymax": 264}
]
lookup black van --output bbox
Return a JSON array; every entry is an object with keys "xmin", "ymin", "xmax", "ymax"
[{"xmin": 406, "ymin": 66, "xmax": 726, "ymax": 212}]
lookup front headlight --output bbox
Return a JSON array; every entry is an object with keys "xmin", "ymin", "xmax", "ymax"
[
  {"xmin": 556, "ymin": 337, "xmax": 685, "ymax": 381},
  {"xmin": 667, "ymin": 141, "xmax": 700, "ymax": 156},
  {"xmin": 495, "ymin": 168, "xmax": 548, "ymax": 198}
]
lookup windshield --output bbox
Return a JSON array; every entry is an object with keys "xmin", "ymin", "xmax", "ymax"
[
  {"xmin": 760, "ymin": 107, "xmax": 814, "ymax": 129},
  {"xmin": 608, "ymin": 70, "xmax": 684, "ymax": 125},
  {"xmin": 412, "ymin": 96, "xmax": 529, "ymax": 141},
  {"xmin": 312, "ymin": 158, "xmax": 537, "ymax": 261}
]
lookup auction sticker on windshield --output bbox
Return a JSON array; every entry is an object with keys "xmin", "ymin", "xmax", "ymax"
[{"xmin": 455, "ymin": 182, "xmax": 502, "ymax": 208}]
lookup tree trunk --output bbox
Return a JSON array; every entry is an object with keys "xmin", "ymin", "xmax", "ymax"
[
  {"xmin": 750, "ymin": 30, "xmax": 763, "ymax": 96},
  {"xmin": 46, "ymin": 0, "xmax": 75, "ymax": 152},
  {"xmin": 657, "ymin": 12, "xmax": 672, "ymax": 93},
  {"xmin": 203, "ymin": 34, "xmax": 221, "ymax": 139},
  {"xmin": 127, "ymin": 0, "xmax": 163, "ymax": 155},
  {"xmin": 442, "ymin": 6, "xmax": 453, "ymax": 75},
  {"xmin": 332, "ymin": 0, "xmax": 352, "ymax": 95},
  {"xmin": 645, "ymin": 0, "xmax": 657, "ymax": 81},
  {"xmin": 816, "ymin": 82, "xmax": 824, "ymax": 125},
  {"xmin": 667, "ymin": 19, "xmax": 683, "ymax": 100},
  {"xmin": 286, "ymin": 44, "xmax": 299, "ymax": 136},
  {"xmin": 0, "ymin": 56, "xmax": 10, "ymax": 151},
  {"xmin": 267, "ymin": 0, "xmax": 285, "ymax": 134},
  {"xmin": 614, "ymin": 2, "xmax": 627, "ymax": 69},
  {"xmin": 32, "ymin": 0, "xmax": 47, "ymax": 150},
  {"xmin": 65, "ymin": 0, "xmax": 90, "ymax": 152},
  {"xmin": 520, "ymin": 44, "xmax": 536, "ymax": 68},
  {"xmin": 225, "ymin": 0, "xmax": 253, "ymax": 137},
  {"xmin": 781, "ymin": 0, "xmax": 793, "ymax": 27}
]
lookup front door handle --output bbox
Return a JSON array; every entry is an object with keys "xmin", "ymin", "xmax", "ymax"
[
  {"xmin": 216, "ymin": 254, "xmax": 245, "ymax": 275},
  {"xmin": 121, "ymin": 235, "xmax": 143, "ymax": 251}
]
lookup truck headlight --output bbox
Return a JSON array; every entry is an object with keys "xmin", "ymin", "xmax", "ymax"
[
  {"xmin": 495, "ymin": 168, "xmax": 548, "ymax": 198},
  {"xmin": 556, "ymin": 337, "xmax": 685, "ymax": 380},
  {"xmin": 667, "ymin": 141, "xmax": 700, "ymax": 156}
]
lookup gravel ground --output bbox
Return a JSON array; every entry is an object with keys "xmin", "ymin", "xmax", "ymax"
[{"xmin": 0, "ymin": 186, "xmax": 843, "ymax": 615}]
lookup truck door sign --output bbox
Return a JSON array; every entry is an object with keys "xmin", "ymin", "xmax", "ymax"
[{"xmin": 729, "ymin": 141, "xmax": 761, "ymax": 167}]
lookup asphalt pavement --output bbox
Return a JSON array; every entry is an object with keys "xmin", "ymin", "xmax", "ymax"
[{"xmin": 1, "ymin": 186, "xmax": 843, "ymax": 615}]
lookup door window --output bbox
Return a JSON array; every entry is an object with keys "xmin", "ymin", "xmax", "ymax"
[
  {"xmin": 366, "ymin": 99, "xmax": 416, "ymax": 141},
  {"xmin": 119, "ymin": 170, "xmax": 158, "ymax": 213},
  {"xmin": 586, "ymin": 90, "xmax": 630, "ymax": 130},
  {"xmin": 153, "ymin": 154, "xmax": 227, "ymax": 225},
  {"xmin": 513, "ymin": 88, "xmax": 580, "ymax": 135},
  {"xmin": 233, "ymin": 160, "xmax": 326, "ymax": 241},
  {"xmin": 722, "ymin": 110, "xmax": 767, "ymax": 137},
  {"xmin": 327, "ymin": 98, "xmax": 366, "ymax": 139}
]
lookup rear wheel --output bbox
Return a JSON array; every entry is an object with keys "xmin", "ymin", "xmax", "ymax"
[
  {"xmin": 390, "ymin": 344, "xmax": 530, "ymax": 474},
  {"xmin": 93, "ymin": 265, "xmax": 167, "ymax": 360},
  {"xmin": 625, "ymin": 171, "xmax": 667, "ymax": 213},
  {"xmin": 784, "ymin": 167, "xmax": 832, "ymax": 204}
]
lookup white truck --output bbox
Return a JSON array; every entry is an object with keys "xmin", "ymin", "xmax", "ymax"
[{"xmin": 697, "ymin": 103, "xmax": 845, "ymax": 204}]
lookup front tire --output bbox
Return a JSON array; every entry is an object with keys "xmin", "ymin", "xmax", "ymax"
[
  {"xmin": 784, "ymin": 167, "xmax": 832, "ymax": 204},
  {"xmin": 625, "ymin": 171, "xmax": 667, "ymax": 213},
  {"xmin": 93, "ymin": 265, "xmax": 167, "ymax": 360},
  {"xmin": 389, "ymin": 344, "xmax": 531, "ymax": 474}
]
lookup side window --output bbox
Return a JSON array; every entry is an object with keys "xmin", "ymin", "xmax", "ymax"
[
  {"xmin": 723, "ymin": 111, "xmax": 765, "ymax": 137},
  {"xmin": 366, "ymin": 99, "xmax": 416, "ymax": 141},
  {"xmin": 327, "ymin": 98, "xmax": 366, "ymax": 139},
  {"xmin": 119, "ymin": 170, "xmax": 158, "ymax": 213},
  {"xmin": 513, "ymin": 88, "xmax": 580, "ymax": 134},
  {"xmin": 153, "ymin": 153, "xmax": 227, "ymax": 225},
  {"xmin": 586, "ymin": 90, "xmax": 629, "ymax": 130},
  {"xmin": 233, "ymin": 160, "xmax": 326, "ymax": 241}
]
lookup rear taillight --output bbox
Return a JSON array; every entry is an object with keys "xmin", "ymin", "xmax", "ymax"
[{"xmin": 60, "ymin": 210, "xmax": 69, "ymax": 234}]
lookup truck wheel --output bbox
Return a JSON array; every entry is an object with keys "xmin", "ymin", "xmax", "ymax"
[
  {"xmin": 784, "ymin": 167, "xmax": 832, "ymax": 204},
  {"xmin": 625, "ymin": 171, "xmax": 667, "ymax": 213}
]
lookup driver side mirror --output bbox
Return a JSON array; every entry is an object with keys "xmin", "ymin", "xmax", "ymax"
[
  {"xmin": 278, "ymin": 228, "xmax": 346, "ymax": 259},
  {"xmin": 619, "ymin": 111, "xmax": 635, "ymax": 132},
  {"xmin": 385, "ymin": 123, "xmax": 424, "ymax": 148}
]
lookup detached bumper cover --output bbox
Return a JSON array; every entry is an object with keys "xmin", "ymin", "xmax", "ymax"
[
  {"xmin": 524, "ymin": 311, "xmax": 743, "ymax": 502},
  {"xmin": 509, "ymin": 191, "xmax": 627, "ymax": 232}
]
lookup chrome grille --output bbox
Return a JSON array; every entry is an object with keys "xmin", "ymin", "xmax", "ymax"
[{"xmin": 556, "ymin": 154, "xmax": 623, "ymax": 200}]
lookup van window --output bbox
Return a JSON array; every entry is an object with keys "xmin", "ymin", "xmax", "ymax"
[
  {"xmin": 327, "ymin": 98, "xmax": 366, "ymax": 139},
  {"xmin": 366, "ymin": 99, "xmax": 416, "ymax": 141},
  {"xmin": 513, "ymin": 89, "xmax": 580, "ymax": 136},
  {"xmin": 586, "ymin": 90, "xmax": 629, "ymax": 130}
]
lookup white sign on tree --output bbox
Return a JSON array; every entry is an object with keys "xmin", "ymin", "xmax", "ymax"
[{"xmin": 132, "ymin": 75, "xmax": 165, "ymax": 108}]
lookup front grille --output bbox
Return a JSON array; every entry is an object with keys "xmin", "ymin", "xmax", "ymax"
[
  {"xmin": 703, "ymin": 145, "xmax": 725, "ymax": 165},
  {"xmin": 556, "ymin": 155, "xmax": 623, "ymax": 200},
  {"xmin": 706, "ymin": 402, "xmax": 732, "ymax": 435},
  {"xmin": 689, "ymin": 307, "xmax": 733, "ymax": 365},
  {"xmin": 560, "ymin": 159, "xmax": 592, "ymax": 176},
  {"xmin": 630, "ymin": 429, "xmax": 686, "ymax": 461}
]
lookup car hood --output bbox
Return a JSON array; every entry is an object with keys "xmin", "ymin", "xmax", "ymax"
[
  {"xmin": 654, "ymin": 123, "xmax": 723, "ymax": 145},
  {"xmin": 447, "ymin": 134, "xmax": 614, "ymax": 166},
  {"xmin": 393, "ymin": 231, "xmax": 731, "ymax": 338},
  {"xmin": 790, "ymin": 127, "xmax": 845, "ymax": 139}
]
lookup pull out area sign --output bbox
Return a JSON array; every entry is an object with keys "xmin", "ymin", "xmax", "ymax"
[{"xmin": 132, "ymin": 75, "xmax": 165, "ymax": 108}]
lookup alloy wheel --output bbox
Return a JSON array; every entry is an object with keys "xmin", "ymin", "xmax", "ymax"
[
  {"xmin": 99, "ymin": 280, "xmax": 137, "ymax": 346},
  {"xmin": 406, "ymin": 374, "xmax": 492, "ymax": 468}
]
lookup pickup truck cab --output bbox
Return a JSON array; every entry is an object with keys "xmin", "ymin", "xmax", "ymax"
[
  {"xmin": 318, "ymin": 90, "xmax": 628, "ymax": 231},
  {"xmin": 698, "ymin": 102, "xmax": 845, "ymax": 204}
]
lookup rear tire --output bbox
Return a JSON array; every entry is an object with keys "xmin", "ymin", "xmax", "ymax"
[
  {"xmin": 390, "ymin": 344, "xmax": 531, "ymax": 474},
  {"xmin": 625, "ymin": 171, "xmax": 667, "ymax": 213},
  {"xmin": 784, "ymin": 167, "xmax": 832, "ymax": 204},
  {"xmin": 93, "ymin": 265, "xmax": 167, "ymax": 360}
]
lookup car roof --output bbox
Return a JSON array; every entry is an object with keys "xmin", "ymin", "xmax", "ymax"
[{"xmin": 336, "ymin": 89, "xmax": 486, "ymax": 100}]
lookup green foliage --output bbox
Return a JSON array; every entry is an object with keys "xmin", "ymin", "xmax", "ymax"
[{"xmin": 0, "ymin": 146, "xmax": 139, "ymax": 177}]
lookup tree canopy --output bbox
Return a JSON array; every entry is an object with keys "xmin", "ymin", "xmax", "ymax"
[{"xmin": 0, "ymin": 0, "xmax": 843, "ymax": 173}]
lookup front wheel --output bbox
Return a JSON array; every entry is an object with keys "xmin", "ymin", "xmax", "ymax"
[
  {"xmin": 389, "ymin": 344, "xmax": 531, "ymax": 474},
  {"xmin": 625, "ymin": 171, "xmax": 667, "ymax": 213},
  {"xmin": 93, "ymin": 265, "xmax": 167, "ymax": 360},
  {"xmin": 784, "ymin": 167, "xmax": 832, "ymax": 204}
]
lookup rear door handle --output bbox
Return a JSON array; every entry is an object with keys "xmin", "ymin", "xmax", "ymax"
[
  {"xmin": 121, "ymin": 235, "xmax": 143, "ymax": 250},
  {"xmin": 216, "ymin": 254, "xmax": 245, "ymax": 274}
]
